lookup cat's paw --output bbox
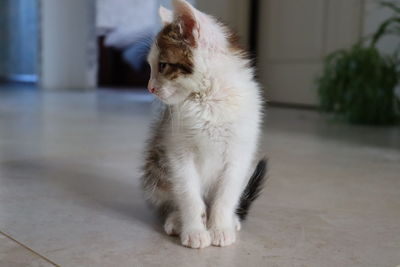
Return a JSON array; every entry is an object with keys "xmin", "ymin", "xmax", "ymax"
[
  {"xmin": 180, "ymin": 229, "xmax": 211, "ymax": 249},
  {"xmin": 164, "ymin": 212, "xmax": 180, "ymax": 236},
  {"xmin": 209, "ymin": 227, "xmax": 236, "ymax": 247},
  {"xmin": 234, "ymin": 215, "xmax": 241, "ymax": 231},
  {"xmin": 164, "ymin": 220, "xmax": 179, "ymax": 236}
]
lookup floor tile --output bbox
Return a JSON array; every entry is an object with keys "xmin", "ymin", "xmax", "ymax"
[
  {"xmin": 0, "ymin": 233, "xmax": 54, "ymax": 267},
  {"xmin": 0, "ymin": 87, "xmax": 399, "ymax": 266}
]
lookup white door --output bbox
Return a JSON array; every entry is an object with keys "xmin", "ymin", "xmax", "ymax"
[{"xmin": 257, "ymin": 0, "xmax": 363, "ymax": 106}]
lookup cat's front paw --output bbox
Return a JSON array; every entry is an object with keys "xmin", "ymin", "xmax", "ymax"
[
  {"xmin": 209, "ymin": 227, "xmax": 236, "ymax": 247},
  {"xmin": 164, "ymin": 211, "xmax": 180, "ymax": 236},
  {"xmin": 180, "ymin": 229, "xmax": 211, "ymax": 249},
  {"xmin": 234, "ymin": 215, "xmax": 241, "ymax": 231}
]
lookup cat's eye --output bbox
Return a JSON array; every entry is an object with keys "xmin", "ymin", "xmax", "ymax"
[{"xmin": 159, "ymin": 62, "xmax": 167, "ymax": 73}]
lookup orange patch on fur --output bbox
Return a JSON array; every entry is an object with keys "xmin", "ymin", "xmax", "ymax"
[{"xmin": 156, "ymin": 22, "xmax": 195, "ymax": 80}]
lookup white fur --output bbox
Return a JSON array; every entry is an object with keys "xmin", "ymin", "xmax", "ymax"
[
  {"xmin": 147, "ymin": 0, "xmax": 263, "ymax": 248},
  {"xmin": 159, "ymin": 6, "xmax": 173, "ymax": 26}
]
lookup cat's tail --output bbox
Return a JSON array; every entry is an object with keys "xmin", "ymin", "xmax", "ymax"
[{"xmin": 235, "ymin": 158, "xmax": 268, "ymax": 221}]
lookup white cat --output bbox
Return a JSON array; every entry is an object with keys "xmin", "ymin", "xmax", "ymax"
[{"xmin": 142, "ymin": 0, "xmax": 266, "ymax": 249}]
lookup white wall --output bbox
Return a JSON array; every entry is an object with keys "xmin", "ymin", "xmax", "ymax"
[
  {"xmin": 257, "ymin": 0, "xmax": 363, "ymax": 106},
  {"xmin": 40, "ymin": 0, "xmax": 96, "ymax": 90},
  {"xmin": 197, "ymin": 0, "xmax": 249, "ymax": 46},
  {"xmin": 257, "ymin": 0, "xmax": 399, "ymax": 106}
]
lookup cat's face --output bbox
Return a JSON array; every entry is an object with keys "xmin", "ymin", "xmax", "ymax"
[
  {"xmin": 147, "ymin": 0, "xmax": 200, "ymax": 105},
  {"xmin": 147, "ymin": 0, "xmax": 239, "ymax": 105},
  {"xmin": 147, "ymin": 24, "xmax": 197, "ymax": 104}
]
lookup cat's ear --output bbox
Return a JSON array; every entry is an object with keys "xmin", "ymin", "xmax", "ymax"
[
  {"xmin": 159, "ymin": 6, "xmax": 173, "ymax": 26},
  {"xmin": 172, "ymin": 0, "xmax": 198, "ymax": 46}
]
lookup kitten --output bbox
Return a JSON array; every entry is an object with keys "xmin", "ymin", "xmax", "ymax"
[{"xmin": 142, "ymin": 0, "xmax": 267, "ymax": 249}]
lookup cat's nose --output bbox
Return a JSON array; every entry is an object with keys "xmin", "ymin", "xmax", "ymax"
[{"xmin": 147, "ymin": 80, "xmax": 157, "ymax": 94}]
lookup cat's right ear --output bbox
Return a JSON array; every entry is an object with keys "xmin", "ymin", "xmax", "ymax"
[
  {"xmin": 159, "ymin": 6, "xmax": 173, "ymax": 26},
  {"xmin": 172, "ymin": 0, "xmax": 198, "ymax": 47}
]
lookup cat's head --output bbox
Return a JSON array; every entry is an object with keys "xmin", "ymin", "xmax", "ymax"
[{"xmin": 147, "ymin": 0, "xmax": 237, "ymax": 105}]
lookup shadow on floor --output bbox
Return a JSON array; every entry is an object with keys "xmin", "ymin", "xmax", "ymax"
[{"xmin": 0, "ymin": 158, "xmax": 169, "ymax": 236}]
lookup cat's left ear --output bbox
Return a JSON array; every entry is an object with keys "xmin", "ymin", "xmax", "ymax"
[
  {"xmin": 159, "ymin": 6, "xmax": 173, "ymax": 26},
  {"xmin": 172, "ymin": 0, "xmax": 199, "ymax": 47}
]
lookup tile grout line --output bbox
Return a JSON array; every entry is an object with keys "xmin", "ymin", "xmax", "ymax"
[{"xmin": 0, "ymin": 230, "xmax": 60, "ymax": 267}]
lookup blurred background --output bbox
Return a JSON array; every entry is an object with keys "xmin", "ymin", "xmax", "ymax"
[
  {"xmin": 0, "ymin": 0, "xmax": 399, "ymax": 107},
  {"xmin": 0, "ymin": 1, "xmax": 400, "ymax": 266}
]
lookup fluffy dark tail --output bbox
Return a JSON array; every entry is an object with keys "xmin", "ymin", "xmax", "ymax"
[{"xmin": 235, "ymin": 158, "xmax": 268, "ymax": 221}]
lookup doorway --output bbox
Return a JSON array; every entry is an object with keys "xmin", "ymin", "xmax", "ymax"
[{"xmin": 0, "ymin": 0, "xmax": 39, "ymax": 84}]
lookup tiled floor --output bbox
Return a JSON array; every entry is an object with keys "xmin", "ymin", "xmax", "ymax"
[{"xmin": 0, "ymin": 85, "xmax": 399, "ymax": 267}]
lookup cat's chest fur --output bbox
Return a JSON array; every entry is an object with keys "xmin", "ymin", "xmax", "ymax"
[
  {"xmin": 173, "ymin": 91, "xmax": 239, "ymax": 144},
  {"xmin": 165, "ymin": 92, "xmax": 240, "ymax": 177}
]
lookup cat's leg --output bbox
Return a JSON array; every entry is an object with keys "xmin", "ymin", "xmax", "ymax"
[
  {"xmin": 208, "ymin": 146, "xmax": 253, "ymax": 247},
  {"xmin": 171, "ymin": 157, "xmax": 211, "ymax": 249},
  {"xmin": 234, "ymin": 214, "xmax": 241, "ymax": 231},
  {"xmin": 164, "ymin": 210, "xmax": 181, "ymax": 236}
]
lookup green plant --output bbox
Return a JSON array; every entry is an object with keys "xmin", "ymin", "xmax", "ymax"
[{"xmin": 317, "ymin": 1, "xmax": 400, "ymax": 125}]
